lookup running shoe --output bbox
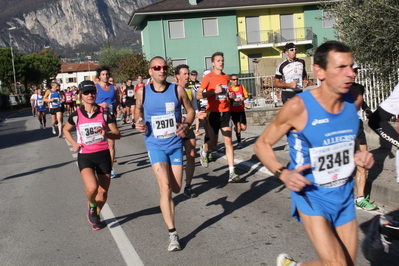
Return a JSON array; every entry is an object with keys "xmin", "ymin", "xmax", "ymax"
[
  {"xmin": 228, "ymin": 172, "xmax": 240, "ymax": 183},
  {"xmin": 87, "ymin": 203, "xmax": 99, "ymax": 225},
  {"xmin": 111, "ymin": 169, "xmax": 117, "ymax": 178},
  {"xmin": 43, "ymin": 126, "xmax": 46, "ymax": 129},
  {"xmin": 237, "ymin": 143, "xmax": 243, "ymax": 149},
  {"xmin": 92, "ymin": 219, "xmax": 105, "ymax": 231},
  {"xmin": 276, "ymin": 253, "xmax": 298, "ymax": 266},
  {"xmin": 40, "ymin": 124, "xmax": 43, "ymax": 129},
  {"xmin": 113, "ymin": 158, "xmax": 117, "ymax": 162},
  {"xmin": 168, "ymin": 231, "xmax": 181, "ymax": 252},
  {"xmin": 208, "ymin": 152, "xmax": 213, "ymax": 161},
  {"xmin": 122, "ymin": 120, "xmax": 127, "ymax": 125},
  {"xmin": 194, "ymin": 131, "xmax": 201, "ymax": 135},
  {"xmin": 58, "ymin": 133, "xmax": 63, "ymax": 138},
  {"xmin": 356, "ymin": 195, "xmax": 377, "ymax": 211},
  {"xmin": 52, "ymin": 126, "xmax": 56, "ymax": 135},
  {"xmin": 131, "ymin": 123, "xmax": 136, "ymax": 129},
  {"xmin": 184, "ymin": 186, "xmax": 197, "ymax": 198},
  {"xmin": 199, "ymin": 145, "xmax": 209, "ymax": 168}
]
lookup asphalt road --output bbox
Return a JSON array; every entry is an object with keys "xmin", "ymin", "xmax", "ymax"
[{"xmin": 0, "ymin": 111, "xmax": 395, "ymax": 266}]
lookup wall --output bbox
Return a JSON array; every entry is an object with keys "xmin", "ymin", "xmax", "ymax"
[
  {"xmin": 245, "ymin": 107, "xmax": 280, "ymax": 126},
  {"xmin": 141, "ymin": 11, "xmax": 239, "ymax": 74},
  {"xmin": 303, "ymin": 5, "xmax": 337, "ymax": 47}
]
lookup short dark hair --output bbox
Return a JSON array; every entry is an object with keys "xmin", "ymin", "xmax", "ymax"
[
  {"xmin": 95, "ymin": 65, "xmax": 111, "ymax": 79},
  {"xmin": 211, "ymin": 52, "xmax": 224, "ymax": 62},
  {"xmin": 230, "ymin": 74, "xmax": 238, "ymax": 79},
  {"xmin": 174, "ymin": 64, "xmax": 189, "ymax": 75},
  {"xmin": 314, "ymin": 41, "xmax": 352, "ymax": 70}
]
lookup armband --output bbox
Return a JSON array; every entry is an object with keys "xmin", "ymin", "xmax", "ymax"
[{"xmin": 274, "ymin": 166, "xmax": 288, "ymax": 179}]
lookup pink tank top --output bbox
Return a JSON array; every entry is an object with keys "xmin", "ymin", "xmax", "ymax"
[
  {"xmin": 76, "ymin": 107, "xmax": 109, "ymax": 154},
  {"xmin": 65, "ymin": 92, "xmax": 73, "ymax": 103}
]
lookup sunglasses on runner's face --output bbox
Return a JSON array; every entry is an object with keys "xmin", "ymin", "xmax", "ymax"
[
  {"xmin": 231, "ymin": 79, "xmax": 238, "ymax": 81},
  {"xmin": 288, "ymin": 48, "xmax": 297, "ymax": 52},
  {"xmin": 151, "ymin": 65, "xmax": 169, "ymax": 71},
  {"xmin": 82, "ymin": 91, "xmax": 96, "ymax": 95}
]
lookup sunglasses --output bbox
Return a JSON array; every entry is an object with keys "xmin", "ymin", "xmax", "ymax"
[
  {"xmin": 231, "ymin": 79, "xmax": 238, "ymax": 81},
  {"xmin": 151, "ymin": 65, "xmax": 169, "ymax": 71},
  {"xmin": 287, "ymin": 48, "xmax": 297, "ymax": 52},
  {"xmin": 82, "ymin": 91, "xmax": 96, "ymax": 95}
]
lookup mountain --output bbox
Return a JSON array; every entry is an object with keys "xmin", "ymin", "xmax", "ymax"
[{"xmin": 0, "ymin": 0, "xmax": 159, "ymax": 57}]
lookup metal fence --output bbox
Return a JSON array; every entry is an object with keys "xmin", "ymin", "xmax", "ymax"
[{"xmin": 239, "ymin": 68, "xmax": 398, "ymax": 111}]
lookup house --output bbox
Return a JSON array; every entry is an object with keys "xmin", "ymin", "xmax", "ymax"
[
  {"xmin": 55, "ymin": 63, "xmax": 98, "ymax": 90},
  {"xmin": 128, "ymin": 0, "xmax": 338, "ymax": 76}
]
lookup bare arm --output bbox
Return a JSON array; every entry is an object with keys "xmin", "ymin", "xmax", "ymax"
[
  {"xmin": 274, "ymin": 77, "xmax": 297, "ymax": 89},
  {"xmin": 134, "ymin": 88, "xmax": 146, "ymax": 133},
  {"xmin": 63, "ymin": 122, "xmax": 81, "ymax": 152},
  {"xmin": 254, "ymin": 96, "xmax": 312, "ymax": 191},
  {"xmin": 177, "ymin": 85, "xmax": 195, "ymax": 137}
]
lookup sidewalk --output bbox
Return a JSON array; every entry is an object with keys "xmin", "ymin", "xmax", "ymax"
[{"xmin": 196, "ymin": 124, "xmax": 399, "ymax": 211}]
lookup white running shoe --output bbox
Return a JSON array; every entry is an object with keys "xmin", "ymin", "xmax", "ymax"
[
  {"xmin": 52, "ymin": 126, "xmax": 56, "ymax": 135},
  {"xmin": 168, "ymin": 231, "xmax": 181, "ymax": 252}
]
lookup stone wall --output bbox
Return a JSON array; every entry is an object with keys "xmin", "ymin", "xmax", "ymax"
[{"xmin": 245, "ymin": 107, "xmax": 280, "ymax": 126}]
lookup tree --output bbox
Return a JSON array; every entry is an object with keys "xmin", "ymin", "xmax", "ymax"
[
  {"xmin": 0, "ymin": 48, "xmax": 24, "ymax": 94},
  {"xmin": 320, "ymin": 0, "xmax": 399, "ymax": 89},
  {"xmin": 98, "ymin": 44, "xmax": 133, "ymax": 73},
  {"xmin": 21, "ymin": 49, "xmax": 62, "ymax": 90},
  {"xmin": 113, "ymin": 53, "xmax": 149, "ymax": 82}
]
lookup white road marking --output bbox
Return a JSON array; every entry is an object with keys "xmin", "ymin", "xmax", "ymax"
[{"xmin": 66, "ymin": 139, "xmax": 144, "ymax": 266}]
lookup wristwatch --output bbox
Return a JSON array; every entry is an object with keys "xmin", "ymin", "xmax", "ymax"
[{"xmin": 274, "ymin": 166, "xmax": 288, "ymax": 179}]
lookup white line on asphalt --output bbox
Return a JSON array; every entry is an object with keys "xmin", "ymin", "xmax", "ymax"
[
  {"xmin": 102, "ymin": 204, "xmax": 145, "ymax": 266},
  {"xmin": 66, "ymin": 139, "xmax": 143, "ymax": 266}
]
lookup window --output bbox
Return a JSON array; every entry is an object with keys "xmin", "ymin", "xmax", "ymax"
[
  {"xmin": 323, "ymin": 10, "xmax": 336, "ymax": 28},
  {"xmin": 168, "ymin": 20, "xmax": 185, "ymax": 39},
  {"xmin": 67, "ymin": 77, "xmax": 76, "ymax": 83},
  {"xmin": 172, "ymin": 59, "xmax": 187, "ymax": 67},
  {"xmin": 202, "ymin": 18, "xmax": 218, "ymax": 37},
  {"xmin": 205, "ymin": 57, "xmax": 212, "ymax": 70}
]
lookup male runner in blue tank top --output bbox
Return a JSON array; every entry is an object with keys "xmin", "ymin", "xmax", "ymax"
[
  {"xmin": 254, "ymin": 41, "xmax": 374, "ymax": 266},
  {"xmin": 135, "ymin": 56, "xmax": 195, "ymax": 252}
]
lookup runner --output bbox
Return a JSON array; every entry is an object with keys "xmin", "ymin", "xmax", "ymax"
[
  {"xmin": 35, "ymin": 88, "xmax": 47, "ymax": 129},
  {"xmin": 95, "ymin": 66, "xmax": 120, "ymax": 178},
  {"xmin": 254, "ymin": 41, "xmax": 374, "ymax": 266},
  {"xmin": 196, "ymin": 52, "xmax": 240, "ymax": 183},
  {"xmin": 123, "ymin": 78, "xmax": 135, "ymax": 125},
  {"xmin": 64, "ymin": 87, "xmax": 74, "ymax": 115},
  {"xmin": 135, "ymin": 56, "xmax": 195, "ymax": 251},
  {"xmin": 228, "ymin": 74, "xmax": 248, "ymax": 149},
  {"xmin": 174, "ymin": 64, "xmax": 204, "ymax": 198},
  {"xmin": 63, "ymin": 80, "xmax": 120, "ymax": 230},
  {"xmin": 132, "ymin": 75, "xmax": 145, "ymax": 129},
  {"xmin": 44, "ymin": 81, "xmax": 65, "ymax": 138},
  {"xmin": 30, "ymin": 86, "xmax": 38, "ymax": 117}
]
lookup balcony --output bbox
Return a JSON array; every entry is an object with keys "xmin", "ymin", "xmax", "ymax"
[{"xmin": 237, "ymin": 27, "xmax": 313, "ymax": 50}]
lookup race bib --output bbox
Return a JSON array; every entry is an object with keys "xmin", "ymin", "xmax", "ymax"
[
  {"xmin": 309, "ymin": 141, "xmax": 355, "ymax": 188},
  {"xmin": 79, "ymin": 122, "xmax": 104, "ymax": 145},
  {"xmin": 127, "ymin": 89, "xmax": 134, "ymax": 97},
  {"xmin": 122, "ymin": 97, "xmax": 126, "ymax": 103},
  {"xmin": 165, "ymin": 102, "xmax": 175, "ymax": 114},
  {"xmin": 37, "ymin": 100, "xmax": 44, "ymax": 106},
  {"xmin": 151, "ymin": 113, "xmax": 176, "ymax": 139},
  {"xmin": 216, "ymin": 85, "xmax": 228, "ymax": 101},
  {"xmin": 233, "ymin": 93, "xmax": 243, "ymax": 106},
  {"xmin": 66, "ymin": 96, "xmax": 71, "ymax": 101}
]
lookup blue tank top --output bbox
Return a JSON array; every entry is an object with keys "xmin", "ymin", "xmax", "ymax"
[
  {"xmin": 36, "ymin": 94, "xmax": 46, "ymax": 112},
  {"xmin": 49, "ymin": 90, "xmax": 62, "ymax": 108},
  {"xmin": 143, "ymin": 83, "xmax": 183, "ymax": 150},
  {"xmin": 287, "ymin": 90, "xmax": 359, "ymax": 196},
  {"xmin": 95, "ymin": 84, "xmax": 116, "ymax": 106}
]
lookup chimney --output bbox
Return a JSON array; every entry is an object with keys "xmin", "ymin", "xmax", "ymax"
[{"xmin": 189, "ymin": 0, "xmax": 197, "ymax": 5}]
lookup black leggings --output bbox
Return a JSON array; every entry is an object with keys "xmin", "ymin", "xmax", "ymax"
[{"xmin": 368, "ymin": 106, "xmax": 399, "ymax": 148}]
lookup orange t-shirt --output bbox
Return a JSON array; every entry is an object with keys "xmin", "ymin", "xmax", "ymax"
[{"xmin": 200, "ymin": 71, "xmax": 230, "ymax": 112}]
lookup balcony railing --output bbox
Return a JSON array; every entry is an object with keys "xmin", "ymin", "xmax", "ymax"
[{"xmin": 237, "ymin": 27, "xmax": 313, "ymax": 47}]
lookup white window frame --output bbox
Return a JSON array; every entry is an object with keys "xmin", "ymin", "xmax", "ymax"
[
  {"xmin": 204, "ymin": 57, "xmax": 212, "ymax": 71},
  {"xmin": 171, "ymin": 59, "xmax": 187, "ymax": 68},
  {"xmin": 323, "ymin": 10, "xmax": 336, "ymax": 28},
  {"xmin": 168, "ymin": 20, "xmax": 185, "ymax": 39},
  {"xmin": 202, "ymin": 18, "xmax": 219, "ymax": 37}
]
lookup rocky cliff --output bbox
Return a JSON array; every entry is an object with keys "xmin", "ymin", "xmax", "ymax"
[{"xmin": 0, "ymin": 0, "xmax": 158, "ymax": 56}]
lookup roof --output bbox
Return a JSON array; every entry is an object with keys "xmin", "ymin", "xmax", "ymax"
[
  {"xmin": 129, "ymin": 0, "xmax": 330, "ymax": 26},
  {"xmin": 60, "ymin": 63, "xmax": 99, "ymax": 73}
]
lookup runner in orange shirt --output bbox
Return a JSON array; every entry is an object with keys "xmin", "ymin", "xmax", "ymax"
[{"xmin": 196, "ymin": 52, "xmax": 240, "ymax": 183}]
